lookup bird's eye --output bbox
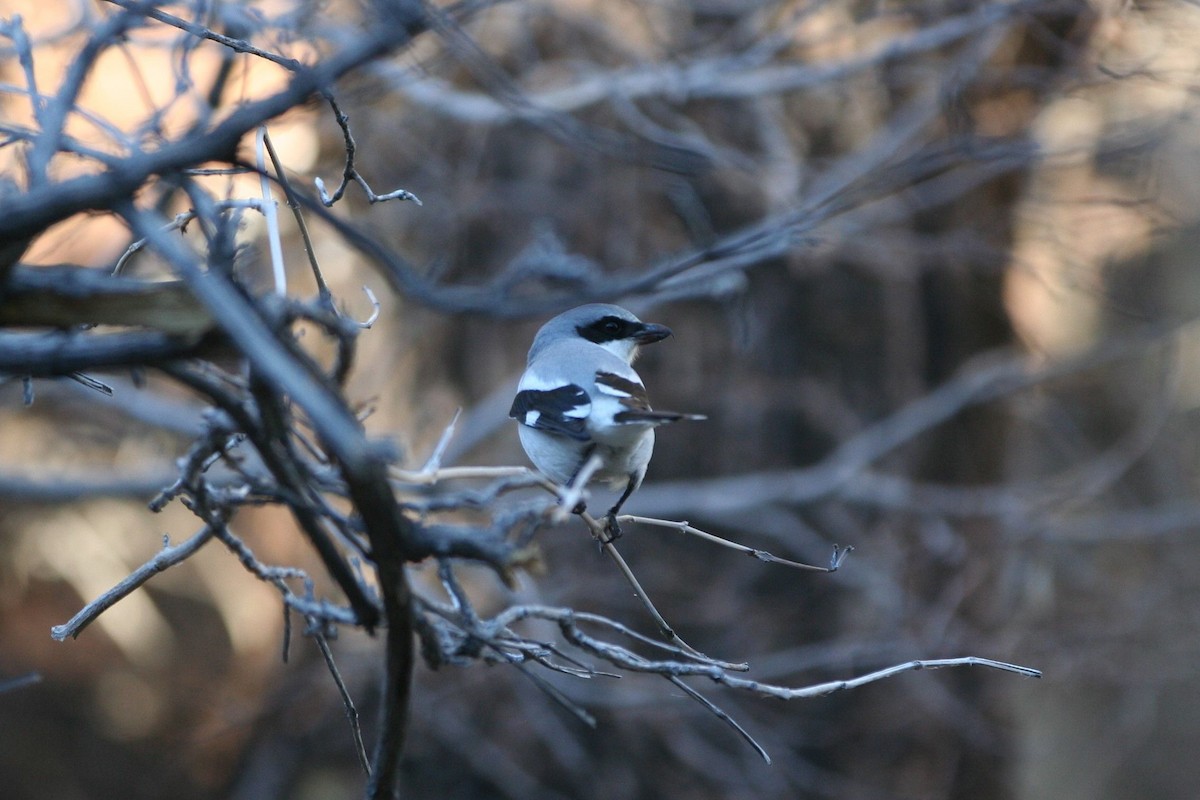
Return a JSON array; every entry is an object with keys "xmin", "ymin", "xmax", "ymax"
[{"xmin": 577, "ymin": 316, "xmax": 629, "ymax": 343}]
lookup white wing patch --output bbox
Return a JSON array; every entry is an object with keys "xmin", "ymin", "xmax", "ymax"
[
  {"xmin": 517, "ymin": 371, "xmax": 565, "ymax": 392},
  {"xmin": 524, "ymin": 410, "xmax": 541, "ymax": 426},
  {"xmin": 596, "ymin": 381, "xmax": 633, "ymax": 398}
]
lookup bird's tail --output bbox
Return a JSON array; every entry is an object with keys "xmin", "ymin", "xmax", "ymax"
[{"xmin": 614, "ymin": 409, "xmax": 706, "ymax": 425}]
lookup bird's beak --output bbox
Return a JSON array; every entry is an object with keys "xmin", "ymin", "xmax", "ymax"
[{"xmin": 633, "ymin": 322, "xmax": 672, "ymax": 344}]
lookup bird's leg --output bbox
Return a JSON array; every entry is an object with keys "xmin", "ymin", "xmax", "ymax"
[
  {"xmin": 602, "ymin": 475, "xmax": 638, "ymax": 543},
  {"xmin": 566, "ymin": 444, "xmax": 597, "ymax": 516}
]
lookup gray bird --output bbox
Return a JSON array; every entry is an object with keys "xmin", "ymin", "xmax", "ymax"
[{"xmin": 509, "ymin": 304, "xmax": 704, "ymax": 538}]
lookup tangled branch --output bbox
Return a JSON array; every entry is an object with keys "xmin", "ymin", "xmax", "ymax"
[{"xmin": 0, "ymin": 1, "xmax": 1065, "ymax": 797}]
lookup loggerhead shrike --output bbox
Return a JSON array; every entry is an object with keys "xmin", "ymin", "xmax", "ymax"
[{"xmin": 509, "ymin": 304, "xmax": 704, "ymax": 538}]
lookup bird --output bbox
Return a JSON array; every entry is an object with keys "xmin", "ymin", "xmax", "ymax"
[{"xmin": 509, "ymin": 304, "xmax": 704, "ymax": 540}]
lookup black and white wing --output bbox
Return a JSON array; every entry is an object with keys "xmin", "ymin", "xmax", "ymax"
[
  {"xmin": 594, "ymin": 371, "xmax": 705, "ymax": 424},
  {"xmin": 508, "ymin": 382, "xmax": 592, "ymax": 441}
]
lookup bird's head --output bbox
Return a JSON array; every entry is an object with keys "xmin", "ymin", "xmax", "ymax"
[{"xmin": 530, "ymin": 304, "xmax": 671, "ymax": 364}]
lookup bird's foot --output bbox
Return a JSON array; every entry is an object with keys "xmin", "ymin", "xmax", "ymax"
[{"xmin": 600, "ymin": 511, "xmax": 623, "ymax": 545}]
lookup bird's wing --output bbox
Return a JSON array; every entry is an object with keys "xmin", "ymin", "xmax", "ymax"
[
  {"xmin": 594, "ymin": 371, "xmax": 652, "ymax": 413},
  {"xmin": 509, "ymin": 383, "xmax": 593, "ymax": 441},
  {"xmin": 595, "ymin": 371, "xmax": 706, "ymax": 424}
]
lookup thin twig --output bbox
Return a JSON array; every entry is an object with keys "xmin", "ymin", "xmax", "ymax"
[
  {"xmin": 451, "ymin": 602, "xmax": 1041, "ymax": 758},
  {"xmin": 553, "ymin": 609, "xmax": 1043, "ymax": 692},
  {"xmin": 255, "ymin": 127, "xmax": 288, "ymax": 297},
  {"xmin": 620, "ymin": 515, "xmax": 850, "ymax": 572},
  {"xmin": 711, "ymin": 657, "xmax": 1043, "ymax": 699},
  {"xmin": 68, "ymin": 372, "xmax": 114, "ymax": 396},
  {"xmin": 389, "ymin": 464, "xmax": 536, "ymax": 486},
  {"xmin": 576, "ymin": 510, "xmax": 748, "ymax": 671},
  {"xmin": 665, "ymin": 676, "xmax": 771, "ymax": 764},
  {"xmin": 103, "ymin": 0, "xmax": 305, "ymax": 72},
  {"xmin": 312, "ymin": 627, "xmax": 372, "ymax": 777},
  {"xmin": 260, "ymin": 126, "xmax": 332, "ymax": 300},
  {"xmin": 421, "ymin": 408, "xmax": 462, "ymax": 474},
  {"xmin": 51, "ymin": 526, "xmax": 216, "ymax": 641},
  {"xmin": 353, "ymin": 285, "xmax": 382, "ymax": 329},
  {"xmin": 316, "ymin": 94, "xmax": 423, "ymax": 207}
]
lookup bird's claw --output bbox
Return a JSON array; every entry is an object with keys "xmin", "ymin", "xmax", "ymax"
[{"xmin": 600, "ymin": 512, "xmax": 623, "ymax": 545}]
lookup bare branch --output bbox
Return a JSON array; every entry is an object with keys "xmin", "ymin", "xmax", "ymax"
[
  {"xmin": 0, "ymin": 9, "xmax": 425, "ymax": 247},
  {"xmin": 578, "ymin": 510, "xmax": 748, "ymax": 671},
  {"xmin": 103, "ymin": 0, "xmax": 305, "ymax": 72},
  {"xmin": 2, "ymin": 1, "xmax": 1084, "ymax": 795},
  {"xmin": 51, "ymin": 527, "xmax": 216, "ymax": 642},
  {"xmin": 316, "ymin": 94, "xmax": 423, "ymax": 208},
  {"xmin": 387, "ymin": 2, "xmax": 1040, "ymax": 121},
  {"xmin": 634, "ymin": 324, "xmax": 1187, "ymax": 518},
  {"xmin": 313, "ymin": 627, "xmax": 373, "ymax": 778},
  {"xmin": 26, "ymin": 4, "xmax": 144, "ymax": 184},
  {"xmin": 665, "ymin": 676, "xmax": 771, "ymax": 765},
  {"xmin": 0, "ymin": 329, "xmax": 214, "ymax": 376},
  {"xmin": 620, "ymin": 515, "xmax": 850, "ymax": 572}
]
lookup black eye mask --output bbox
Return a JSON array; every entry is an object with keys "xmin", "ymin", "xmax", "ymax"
[{"xmin": 576, "ymin": 315, "xmax": 639, "ymax": 344}]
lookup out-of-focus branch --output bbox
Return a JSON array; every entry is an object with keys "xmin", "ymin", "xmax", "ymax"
[
  {"xmin": 0, "ymin": 3, "xmax": 427, "ymax": 247},
  {"xmin": 0, "ymin": 329, "xmax": 215, "ymax": 375},
  {"xmin": 0, "ymin": 470, "xmax": 174, "ymax": 501},
  {"xmin": 297, "ymin": 125, "xmax": 1034, "ymax": 319},
  {"xmin": 632, "ymin": 324, "xmax": 1186, "ymax": 518},
  {"xmin": 124, "ymin": 202, "xmax": 378, "ymax": 473},
  {"xmin": 391, "ymin": 1, "xmax": 1039, "ymax": 121},
  {"xmin": 103, "ymin": 0, "xmax": 305, "ymax": 72},
  {"xmin": 0, "ymin": 672, "xmax": 42, "ymax": 695},
  {"xmin": 2, "ymin": 1, "xmax": 1085, "ymax": 796},
  {"xmin": 0, "ymin": 264, "xmax": 212, "ymax": 334},
  {"xmin": 26, "ymin": 3, "xmax": 145, "ymax": 184}
]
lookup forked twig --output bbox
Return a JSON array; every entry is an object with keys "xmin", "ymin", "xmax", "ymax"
[
  {"xmin": 388, "ymin": 412, "xmax": 545, "ymax": 487},
  {"xmin": 316, "ymin": 94, "xmax": 423, "ymax": 207},
  {"xmin": 620, "ymin": 514, "xmax": 853, "ymax": 571},
  {"xmin": 459, "ymin": 603, "xmax": 1041, "ymax": 761},
  {"xmin": 577, "ymin": 510, "xmax": 748, "ymax": 672},
  {"xmin": 390, "ymin": 448, "xmax": 829, "ymax": 670}
]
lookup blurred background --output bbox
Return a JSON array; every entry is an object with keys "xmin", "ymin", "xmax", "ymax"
[{"xmin": 4, "ymin": 0, "xmax": 1200, "ymax": 798}]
